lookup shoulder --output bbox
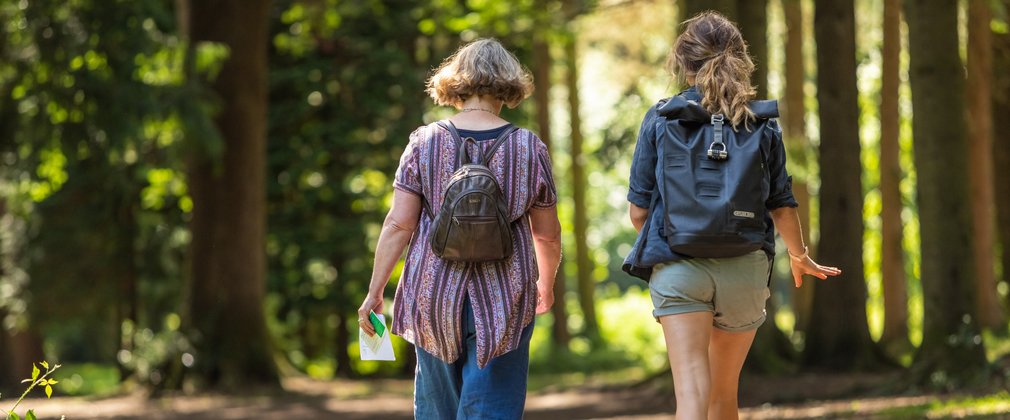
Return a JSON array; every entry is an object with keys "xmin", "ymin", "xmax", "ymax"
[
  {"xmin": 635, "ymin": 101, "xmax": 664, "ymax": 131},
  {"xmin": 406, "ymin": 122, "xmax": 447, "ymax": 147},
  {"xmin": 508, "ymin": 126, "xmax": 547, "ymax": 151}
]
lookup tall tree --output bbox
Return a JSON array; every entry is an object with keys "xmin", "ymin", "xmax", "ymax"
[
  {"xmin": 533, "ymin": 33, "xmax": 571, "ymax": 348},
  {"xmin": 186, "ymin": 0, "xmax": 278, "ymax": 387},
  {"xmin": 805, "ymin": 0, "xmax": 876, "ymax": 369},
  {"xmin": 995, "ymin": 1, "xmax": 1010, "ymax": 308},
  {"xmin": 966, "ymin": 0, "xmax": 1004, "ymax": 329},
  {"xmin": 736, "ymin": 0, "xmax": 768, "ymax": 99},
  {"xmin": 905, "ymin": 0, "xmax": 988, "ymax": 385},
  {"xmin": 782, "ymin": 0, "xmax": 815, "ymax": 334},
  {"xmin": 878, "ymin": 0, "xmax": 912, "ymax": 352},
  {"xmin": 565, "ymin": 34, "xmax": 600, "ymax": 341}
]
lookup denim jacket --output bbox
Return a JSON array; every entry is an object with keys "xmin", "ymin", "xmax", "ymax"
[{"xmin": 622, "ymin": 87, "xmax": 798, "ymax": 281}]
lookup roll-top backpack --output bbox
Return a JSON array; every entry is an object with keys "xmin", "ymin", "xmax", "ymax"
[
  {"xmin": 426, "ymin": 121, "xmax": 518, "ymax": 262},
  {"xmin": 655, "ymin": 94, "xmax": 779, "ymax": 258}
]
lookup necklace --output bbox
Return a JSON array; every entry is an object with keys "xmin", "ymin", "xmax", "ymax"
[{"xmin": 460, "ymin": 107, "xmax": 498, "ymax": 115}]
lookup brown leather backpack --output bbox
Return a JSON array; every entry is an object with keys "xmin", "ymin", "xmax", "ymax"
[{"xmin": 426, "ymin": 121, "xmax": 517, "ymax": 262}]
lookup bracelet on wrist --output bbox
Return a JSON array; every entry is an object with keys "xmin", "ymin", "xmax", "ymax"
[{"xmin": 788, "ymin": 245, "xmax": 809, "ymax": 262}]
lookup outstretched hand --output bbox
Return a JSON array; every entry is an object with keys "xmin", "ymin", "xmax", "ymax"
[{"xmin": 790, "ymin": 256, "xmax": 842, "ymax": 288}]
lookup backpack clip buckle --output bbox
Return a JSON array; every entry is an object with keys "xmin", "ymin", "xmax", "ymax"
[
  {"xmin": 708, "ymin": 114, "xmax": 728, "ymax": 160},
  {"xmin": 707, "ymin": 142, "xmax": 728, "ymax": 160}
]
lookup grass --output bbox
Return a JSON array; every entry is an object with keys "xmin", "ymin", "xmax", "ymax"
[
  {"xmin": 528, "ymin": 366, "xmax": 653, "ymax": 393},
  {"xmin": 880, "ymin": 391, "xmax": 1010, "ymax": 418},
  {"xmin": 52, "ymin": 363, "xmax": 120, "ymax": 397}
]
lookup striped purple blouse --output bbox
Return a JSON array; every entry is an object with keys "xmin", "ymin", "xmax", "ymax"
[{"xmin": 390, "ymin": 121, "xmax": 557, "ymax": 368}]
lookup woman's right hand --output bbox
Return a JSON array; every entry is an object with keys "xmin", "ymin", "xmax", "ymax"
[
  {"xmin": 790, "ymin": 256, "xmax": 842, "ymax": 288},
  {"xmin": 357, "ymin": 293, "xmax": 385, "ymax": 336}
]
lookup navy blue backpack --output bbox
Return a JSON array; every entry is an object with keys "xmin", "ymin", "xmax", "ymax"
[{"xmin": 654, "ymin": 95, "xmax": 780, "ymax": 258}]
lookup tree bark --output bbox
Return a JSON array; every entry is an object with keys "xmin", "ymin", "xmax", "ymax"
[
  {"xmin": 738, "ymin": 0, "xmax": 795, "ymax": 373},
  {"xmin": 782, "ymin": 0, "xmax": 814, "ymax": 335},
  {"xmin": 805, "ymin": 0, "xmax": 877, "ymax": 369},
  {"xmin": 117, "ymin": 182, "xmax": 139, "ymax": 381},
  {"xmin": 878, "ymin": 0, "xmax": 912, "ymax": 352},
  {"xmin": 966, "ymin": 0, "xmax": 1004, "ymax": 329},
  {"xmin": 186, "ymin": 0, "xmax": 279, "ymax": 388},
  {"xmin": 565, "ymin": 36, "xmax": 599, "ymax": 341},
  {"xmin": 736, "ymin": 0, "xmax": 768, "ymax": 99},
  {"xmin": 905, "ymin": 0, "xmax": 988, "ymax": 384},
  {"xmin": 994, "ymin": 0, "xmax": 1010, "ymax": 311},
  {"xmin": 0, "ymin": 323, "xmax": 44, "ymax": 393},
  {"xmin": 533, "ymin": 35, "xmax": 571, "ymax": 348}
]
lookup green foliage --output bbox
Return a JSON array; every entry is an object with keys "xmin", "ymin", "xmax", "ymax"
[
  {"xmin": 50, "ymin": 363, "xmax": 118, "ymax": 397},
  {"xmin": 530, "ymin": 289, "xmax": 667, "ymax": 374},
  {"xmin": 880, "ymin": 391, "xmax": 1010, "ymax": 418},
  {"xmin": 0, "ymin": 0, "xmax": 215, "ymax": 380},
  {"xmin": 0, "ymin": 361, "xmax": 60, "ymax": 420}
]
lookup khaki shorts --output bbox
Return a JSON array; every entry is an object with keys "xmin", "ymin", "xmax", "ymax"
[{"xmin": 649, "ymin": 250, "xmax": 772, "ymax": 332}]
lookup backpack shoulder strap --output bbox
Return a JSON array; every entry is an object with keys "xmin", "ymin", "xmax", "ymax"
[
  {"xmin": 482, "ymin": 124, "xmax": 519, "ymax": 165},
  {"xmin": 437, "ymin": 120, "xmax": 481, "ymax": 167}
]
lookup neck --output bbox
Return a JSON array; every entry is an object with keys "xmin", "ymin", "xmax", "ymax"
[{"xmin": 458, "ymin": 97, "xmax": 502, "ymax": 115}]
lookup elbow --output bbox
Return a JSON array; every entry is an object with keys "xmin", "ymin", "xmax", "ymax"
[
  {"xmin": 532, "ymin": 224, "xmax": 561, "ymax": 244},
  {"xmin": 385, "ymin": 215, "xmax": 418, "ymax": 235},
  {"xmin": 531, "ymin": 219, "xmax": 562, "ymax": 244},
  {"xmin": 629, "ymin": 204, "xmax": 649, "ymax": 227}
]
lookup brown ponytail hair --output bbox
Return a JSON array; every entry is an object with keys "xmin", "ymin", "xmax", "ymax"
[{"xmin": 670, "ymin": 12, "xmax": 756, "ymax": 129}]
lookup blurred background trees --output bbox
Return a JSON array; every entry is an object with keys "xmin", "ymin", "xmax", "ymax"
[{"xmin": 0, "ymin": 0, "xmax": 1009, "ymax": 396}]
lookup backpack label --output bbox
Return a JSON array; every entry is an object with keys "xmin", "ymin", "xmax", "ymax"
[{"xmin": 733, "ymin": 210, "xmax": 756, "ymax": 219}]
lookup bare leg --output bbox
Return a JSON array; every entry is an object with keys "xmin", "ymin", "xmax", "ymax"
[
  {"xmin": 659, "ymin": 311, "xmax": 714, "ymax": 420},
  {"xmin": 707, "ymin": 327, "xmax": 757, "ymax": 420}
]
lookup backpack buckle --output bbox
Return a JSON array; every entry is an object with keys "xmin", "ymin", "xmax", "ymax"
[
  {"xmin": 708, "ymin": 114, "xmax": 728, "ymax": 160},
  {"xmin": 707, "ymin": 142, "xmax": 728, "ymax": 160}
]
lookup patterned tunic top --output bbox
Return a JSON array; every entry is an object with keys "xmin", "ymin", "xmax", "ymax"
[{"xmin": 390, "ymin": 121, "xmax": 557, "ymax": 368}]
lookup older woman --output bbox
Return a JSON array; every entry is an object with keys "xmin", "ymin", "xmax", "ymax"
[{"xmin": 357, "ymin": 38, "xmax": 561, "ymax": 419}]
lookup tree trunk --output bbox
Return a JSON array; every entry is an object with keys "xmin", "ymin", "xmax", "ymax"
[
  {"xmin": 878, "ymin": 0, "xmax": 912, "ymax": 353},
  {"xmin": 185, "ymin": 0, "xmax": 278, "ymax": 388},
  {"xmin": 805, "ymin": 0, "xmax": 877, "ymax": 369},
  {"xmin": 0, "ymin": 323, "xmax": 44, "ymax": 393},
  {"xmin": 736, "ymin": 0, "xmax": 768, "ymax": 99},
  {"xmin": 332, "ymin": 255, "xmax": 353, "ymax": 378},
  {"xmin": 967, "ymin": 0, "xmax": 1004, "ymax": 330},
  {"xmin": 905, "ymin": 0, "xmax": 988, "ymax": 385},
  {"xmin": 533, "ymin": 35, "xmax": 571, "ymax": 349},
  {"xmin": 994, "ymin": 0, "xmax": 1010, "ymax": 310},
  {"xmin": 116, "ymin": 178, "xmax": 139, "ymax": 381},
  {"xmin": 738, "ymin": 0, "xmax": 795, "ymax": 373},
  {"xmin": 565, "ymin": 36, "xmax": 599, "ymax": 341},
  {"xmin": 680, "ymin": 0, "xmax": 737, "ymax": 22},
  {"xmin": 782, "ymin": 0, "xmax": 815, "ymax": 335}
]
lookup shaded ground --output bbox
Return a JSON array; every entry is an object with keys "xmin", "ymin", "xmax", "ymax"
[{"xmin": 15, "ymin": 372, "xmax": 1010, "ymax": 419}]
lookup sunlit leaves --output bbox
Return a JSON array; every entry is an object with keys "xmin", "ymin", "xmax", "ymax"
[
  {"xmin": 193, "ymin": 41, "xmax": 229, "ymax": 81},
  {"xmin": 141, "ymin": 168, "xmax": 188, "ymax": 212},
  {"xmin": 134, "ymin": 47, "xmax": 185, "ymax": 86}
]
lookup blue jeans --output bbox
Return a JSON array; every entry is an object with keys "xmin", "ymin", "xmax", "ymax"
[{"xmin": 414, "ymin": 297, "xmax": 535, "ymax": 420}]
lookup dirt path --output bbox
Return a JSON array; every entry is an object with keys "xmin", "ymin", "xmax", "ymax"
[{"xmin": 12, "ymin": 373, "xmax": 1006, "ymax": 419}]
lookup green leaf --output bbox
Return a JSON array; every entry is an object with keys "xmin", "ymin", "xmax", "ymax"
[
  {"xmin": 25, "ymin": 411, "xmax": 36, "ymax": 420},
  {"xmin": 40, "ymin": 361, "xmax": 48, "ymax": 370},
  {"xmin": 47, "ymin": 379, "xmax": 58, "ymax": 385},
  {"xmin": 31, "ymin": 364, "xmax": 39, "ymax": 381},
  {"xmin": 8, "ymin": 412, "xmax": 20, "ymax": 420},
  {"xmin": 45, "ymin": 385, "xmax": 52, "ymax": 398}
]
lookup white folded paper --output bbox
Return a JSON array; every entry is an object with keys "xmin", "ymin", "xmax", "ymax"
[{"xmin": 359, "ymin": 314, "xmax": 395, "ymax": 361}]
